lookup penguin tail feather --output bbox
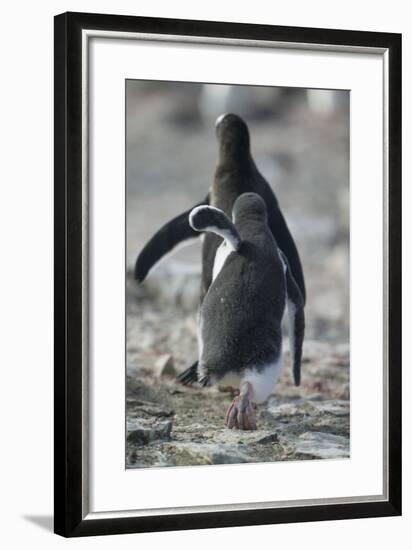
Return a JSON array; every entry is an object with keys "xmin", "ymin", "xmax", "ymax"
[
  {"xmin": 189, "ymin": 206, "xmax": 241, "ymax": 252},
  {"xmin": 176, "ymin": 361, "xmax": 199, "ymax": 386},
  {"xmin": 291, "ymin": 305, "xmax": 305, "ymax": 386},
  {"xmin": 198, "ymin": 374, "xmax": 211, "ymax": 387},
  {"xmin": 278, "ymin": 249, "xmax": 305, "ymax": 387}
]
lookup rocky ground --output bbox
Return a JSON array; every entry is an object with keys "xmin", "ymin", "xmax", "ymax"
[
  {"xmin": 126, "ymin": 264, "xmax": 350, "ymax": 468},
  {"xmin": 126, "ymin": 346, "xmax": 349, "ymax": 468},
  {"xmin": 125, "ymin": 82, "xmax": 350, "ymax": 468}
]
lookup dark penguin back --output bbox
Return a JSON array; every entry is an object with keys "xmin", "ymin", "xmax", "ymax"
[{"xmin": 200, "ymin": 216, "xmax": 285, "ymax": 383}]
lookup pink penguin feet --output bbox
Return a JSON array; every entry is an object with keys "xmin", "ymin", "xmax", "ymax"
[{"xmin": 225, "ymin": 381, "xmax": 257, "ymax": 430}]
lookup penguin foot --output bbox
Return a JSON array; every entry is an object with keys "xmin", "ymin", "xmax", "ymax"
[{"xmin": 225, "ymin": 382, "xmax": 257, "ymax": 430}]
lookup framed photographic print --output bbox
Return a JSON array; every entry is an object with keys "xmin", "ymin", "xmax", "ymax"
[{"xmin": 54, "ymin": 11, "xmax": 402, "ymax": 537}]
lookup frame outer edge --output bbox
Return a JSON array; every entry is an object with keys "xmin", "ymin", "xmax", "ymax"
[
  {"xmin": 54, "ymin": 12, "xmax": 85, "ymax": 537},
  {"xmin": 54, "ymin": 12, "xmax": 68, "ymax": 537},
  {"xmin": 70, "ymin": 501, "xmax": 399, "ymax": 537},
  {"xmin": 388, "ymin": 33, "xmax": 402, "ymax": 514},
  {"xmin": 53, "ymin": 11, "xmax": 402, "ymax": 537},
  {"xmin": 61, "ymin": 11, "xmax": 400, "ymax": 47}
]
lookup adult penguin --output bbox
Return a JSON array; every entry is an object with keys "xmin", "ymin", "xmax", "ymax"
[
  {"xmin": 134, "ymin": 113, "xmax": 306, "ymax": 303},
  {"xmin": 180, "ymin": 193, "xmax": 304, "ymax": 430}
]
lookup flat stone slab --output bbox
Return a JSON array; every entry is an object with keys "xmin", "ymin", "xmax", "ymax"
[
  {"xmin": 267, "ymin": 399, "xmax": 349, "ymax": 418},
  {"xmin": 294, "ymin": 432, "xmax": 349, "ymax": 459},
  {"xmin": 165, "ymin": 442, "xmax": 250, "ymax": 466}
]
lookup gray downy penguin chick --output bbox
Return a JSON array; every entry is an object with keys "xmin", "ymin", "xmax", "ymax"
[
  {"xmin": 187, "ymin": 192, "xmax": 305, "ymax": 430},
  {"xmin": 134, "ymin": 113, "xmax": 305, "ymax": 305}
]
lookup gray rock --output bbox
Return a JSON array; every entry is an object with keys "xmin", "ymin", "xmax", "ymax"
[
  {"xmin": 314, "ymin": 401, "xmax": 349, "ymax": 417},
  {"xmin": 294, "ymin": 432, "xmax": 349, "ymax": 459},
  {"xmin": 256, "ymin": 433, "xmax": 279, "ymax": 445},
  {"xmin": 200, "ymin": 428, "xmax": 281, "ymax": 447},
  {"xmin": 168, "ymin": 442, "xmax": 249, "ymax": 466},
  {"xmin": 127, "ymin": 398, "xmax": 174, "ymax": 418},
  {"xmin": 267, "ymin": 400, "xmax": 315, "ymax": 418},
  {"xmin": 127, "ymin": 420, "xmax": 173, "ymax": 445},
  {"xmin": 154, "ymin": 354, "xmax": 176, "ymax": 378},
  {"xmin": 267, "ymin": 399, "xmax": 349, "ymax": 419}
]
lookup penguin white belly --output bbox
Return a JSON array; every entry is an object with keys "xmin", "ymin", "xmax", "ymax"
[
  {"xmin": 241, "ymin": 356, "xmax": 283, "ymax": 404},
  {"xmin": 212, "ymin": 242, "xmax": 232, "ymax": 281},
  {"xmin": 217, "ymin": 356, "xmax": 283, "ymax": 404}
]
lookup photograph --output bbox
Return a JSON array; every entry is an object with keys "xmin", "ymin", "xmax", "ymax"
[{"xmin": 125, "ymin": 80, "xmax": 350, "ymax": 469}]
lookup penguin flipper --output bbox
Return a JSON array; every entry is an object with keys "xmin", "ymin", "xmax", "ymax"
[
  {"xmin": 265, "ymin": 196, "xmax": 306, "ymax": 305},
  {"xmin": 279, "ymin": 249, "xmax": 305, "ymax": 386},
  {"xmin": 134, "ymin": 196, "xmax": 209, "ymax": 282},
  {"xmin": 189, "ymin": 205, "xmax": 241, "ymax": 251},
  {"xmin": 176, "ymin": 361, "xmax": 199, "ymax": 386}
]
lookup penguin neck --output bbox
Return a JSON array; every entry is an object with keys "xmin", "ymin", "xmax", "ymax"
[
  {"xmin": 217, "ymin": 145, "xmax": 252, "ymax": 170},
  {"xmin": 212, "ymin": 164, "xmax": 250, "ymax": 211},
  {"xmin": 212, "ymin": 149, "xmax": 259, "ymax": 213},
  {"xmin": 215, "ymin": 148, "xmax": 255, "ymax": 183}
]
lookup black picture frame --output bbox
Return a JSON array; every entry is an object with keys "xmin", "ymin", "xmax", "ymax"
[{"xmin": 54, "ymin": 11, "xmax": 402, "ymax": 537}]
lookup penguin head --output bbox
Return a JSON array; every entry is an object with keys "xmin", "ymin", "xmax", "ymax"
[
  {"xmin": 215, "ymin": 113, "xmax": 250, "ymax": 159},
  {"xmin": 233, "ymin": 192, "xmax": 267, "ymax": 224}
]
